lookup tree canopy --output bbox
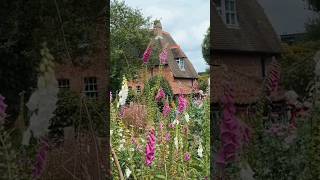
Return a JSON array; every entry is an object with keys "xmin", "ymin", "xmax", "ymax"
[
  {"xmin": 110, "ymin": 0, "xmax": 152, "ymax": 93},
  {"xmin": 202, "ymin": 27, "xmax": 210, "ymax": 65}
]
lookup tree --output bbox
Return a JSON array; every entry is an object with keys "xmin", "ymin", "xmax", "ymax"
[
  {"xmin": 280, "ymin": 41, "xmax": 320, "ymax": 97},
  {"xmin": 110, "ymin": 0, "xmax": 152, "ymax": 93},
  {"xmin": 202, "ymin": 27, "xmax": 210, "ymax": 65}
]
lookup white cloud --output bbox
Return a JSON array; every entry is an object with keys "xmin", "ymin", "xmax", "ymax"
[{"xmin": 123, "ymin": 0, "xmax": 209, "ymax": 72}]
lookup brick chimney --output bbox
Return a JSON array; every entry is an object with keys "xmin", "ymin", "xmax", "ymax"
[{"xmin": 153, "ymin": 20, "xmax": 162, "ymax": 36}]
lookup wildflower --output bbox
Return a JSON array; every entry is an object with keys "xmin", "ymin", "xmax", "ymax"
[
  {"xmin": 169, "ymin": 123, "xmax": 175, "ymax": 129},
  {"xmin": 125, "ymin": 167, "xmax": 132, "ymax": 178},
  {"xmin": 173, "ymin": 119, "xmax": 179, "ymax": 125},
  {"xmin": 184, "ymin": 152, "xmax": 191, "ymax": 161},
  {"xmin": 145, "ymin": 129, "xmax": 156, "ymax": 167},
  {"xmin": 118, "ymin": 143, "xmax": 125, "ymax": 151},
  {"xmin": 155, "ymin": 88, "xmax": 165, "ymax": 102},
  {"xmin": 165, "ymin": 133, "xmax": 171, "ymax": 142},
  {"xmin": 184, "ymin": 113, "xmax": 190, "ymax": 123},
  {"xmin": 197, "ymin": 143, "xmax": 203, "ymax": 158},
  {"xmin": 143, "ymin": 46, "xmax": 153, "ymax": 64},
  {"xmin": 178, "ymin": 94, "xmax": 188, "ymax": 113},
  {"xmin": 216, "ymin": 81, "xmax": 249, "ymax": 167},
  {"xmin": 32, "ymin": 137, "xmax": 49, "ymax": 179},
  {"xmin": 159, "ymin": 48, "xmax": 168, "ymax": 64},
  {"xmin": 162, "ymin": 101, "xmax": 171, "ymax": 117},
  {"xmin": 159, "ymin": 122, "xmax": 164, "ymax": 131},
  {"xmin": 117, "ymin": 76, "xmax": 128, "ymax": 108},
  {"xmin": 174, "ymin": 136, "xmax": 178, "ymax": 150}
]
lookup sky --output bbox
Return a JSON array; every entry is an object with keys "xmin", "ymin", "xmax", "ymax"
[
  {"xmin": 257, "ymin": 0, "xmax": 318, "ymax": 35},
  {"xmin": 123, "ymin": 0, "xmax": 210, "ymax": 73}
]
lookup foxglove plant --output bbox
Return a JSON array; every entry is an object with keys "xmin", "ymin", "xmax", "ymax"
[
  {"xmin": 155, "ymin": 88, "xmax": 165, "ymax": 102},
  {"xmin": 178, "ymin": 94, "xmax": 188, "ymax": 113},
  {"xmin": 159, "ymin": 48, "xmax": 168, "ymax": 64},
  {"xmin": 216, "ymin": 82, "xmax": 250, "ymax": 167},
  {"xmin": 145, "ymin": 129, "xmax": 156, "ymax": 167},
  {"xmin": 117, "ymin": 76, "xmax": 128, "ymax": 108},
  {"xmin": 143, "ymin": 47, "xmax": 153, "ymax": 64},
  {"xmin": 22, "ymin": 43, "xmax": 58, "ymax": 145},
  {"xmin": 184, "ymin": 152, "xmax": 191, "ymax": 162},
  {"xmin": 32, "ymin": 138, "xmax": 49, "ymax": 179},
  {"xmin": 162, "ymin": 101, "xmax": 171, "ymax": 117}
]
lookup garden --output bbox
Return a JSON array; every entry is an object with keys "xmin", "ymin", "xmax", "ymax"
[{"xmin": 110, "ymin": 42, "xmax": 210, "ymax": 179}]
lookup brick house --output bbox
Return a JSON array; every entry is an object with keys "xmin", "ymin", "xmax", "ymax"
[
  {"xmin": 129, "ymin": 21, "xmax": 199, "ymax": 95},
  {"xmin": 211, "ymin": 0, "xmax": 282, "ymax": 106},
  {"xmin": 54, "ymin": 14, "xmax": 107, "ymax": 100}
]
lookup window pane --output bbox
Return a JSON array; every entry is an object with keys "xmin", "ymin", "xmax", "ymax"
[{"xmin": 230, "ymin": 1, "xmax": 235, "ymax": 11}]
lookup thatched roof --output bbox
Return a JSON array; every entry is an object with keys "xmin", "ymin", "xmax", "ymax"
[
  {"xmin": 151, "ymin": 21, "xmax": 198, "ymax": 79},
  {"xmin": 212, "ymin": 0, "xmax": 281, "ymax": 54}
]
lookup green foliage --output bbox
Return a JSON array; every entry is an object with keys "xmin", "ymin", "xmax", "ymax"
[
  {"xmin": 280, "ymin": 41, "xmax": 320, "ymax": 97},
  {"xmin": 198, "ymin": 74, "xmax": 209, "ymax": 91},
  {"xmin": 202, "ymin": 27, "xmax": 210, "ymax": 65},
  {"xmin": 0, "ymin": 127, "xmax": 19, "ymax": 180},
  {"xmin": 110, "ymin": 0, "xmax": 152, "ymax": 92},
  {"xmin": 111, "ymin": 75, "xmax": 210, "ymax": 179},
  {"xmin": 144, "ymin": 76, "xmax": 174, "ymax": 102}
]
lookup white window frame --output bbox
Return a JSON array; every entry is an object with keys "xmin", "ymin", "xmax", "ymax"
[
  {"xmin": 176, "ymin": 58, "xmax": 185, "ymax": 71},
  {"xmin": 84, "ymin": 77, "xmax": 98, "ymax": 99},
  {"xmin": 216, "ymin": 0, "xmax": 238, "ymax": 27},
  {"xmin": 58, "ymin": 79, "xmax": 70, "ymax": 89},
  {"xmin": 136, "ymin": 86, "xmax": 141, "ymax": 93}
]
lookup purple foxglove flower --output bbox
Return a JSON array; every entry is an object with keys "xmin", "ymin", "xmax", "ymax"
[
  {"xmin": 216, "ymin": 80, "xmax": 251, "ymax": 167},
  {"xmin": 159, "ymin": 48, "xmax": 168, "ymax": 64},
  {"xmin": 159, "ymin": 122, "xmax": 164, "ymax": 131},
  {"xmin": 143, "ymin": 47, "xmax": 153, "ymax": 64},
  {"xmin": 33, "ymin": 137, "xmax": 49, "ymax": 179},
  {"xmin": 169, "ymin": 123, "xmax": 175, "ymax": 129},
  {"xmin": 184, "ymin": 152, "xmax": 191, "ymax": 161},
  {"xmin": 178, "ymin": 94, "xmax": 188, "ymax": 113},
  {"xmin": 155, "ymin": 88, "xmax": 165, "ymax": 102},
  {"xmin": 145, "ymin": 129, "xmax": 156, "ymax": 167},
  {"xmin": 165, "ymin": 133, "xmax": 170, "ymax": 142},
  {"xmin": 162, "ymin": 102, "xmax": 171, "ymax": 117}
]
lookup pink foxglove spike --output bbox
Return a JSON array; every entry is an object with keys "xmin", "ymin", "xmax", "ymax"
[
  {"xmin": 145, "ymin": 129, "xmax": 156, "ymax": 167},
  {"xmin": 32, "ymin": 137, "xmax": 49, "ymax": 179},
  {"xmin": 162, "ymin": 101, "xmax": 171, "ymax": 117},
  {"xmin": 143, "ymin": 46, "xmax": 153, "ymax": 64},
  {"xmin": 178, "ymin": 94, "xmax": 188, "ymax": 113},
  {"xmin": 159, "ymin": 48, "xmax": 168, "ymax": 64},
  {"xmin": 155, "ymin": 88, "xmax": 166, "ymax": 102}
]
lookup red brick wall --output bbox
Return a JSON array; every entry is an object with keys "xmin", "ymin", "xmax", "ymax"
[
  {"xmin": 55, "ymin": 18, "xmax": 107, "ymax": 99},
  {"xmin": 129, "ymin": 65, "xmax": 195, "ymax": 94},
  {"xmin": 213, "ymin": 53, "xmax": 272, "ymax": 80}
]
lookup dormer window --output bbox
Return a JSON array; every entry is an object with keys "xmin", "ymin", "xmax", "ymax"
[
  {"xmin": 176, "ymin": 58, "xmax": 185, "ymax": 71},
  {"xmin": 215, "ymin": 0, "xmax": 238, "ymax": 26}
]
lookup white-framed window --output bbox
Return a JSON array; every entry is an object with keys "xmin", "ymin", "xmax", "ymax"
[
  {"xmin": 176, "ymin": 58, "xmax": 185, "ymax": 71},
  {"xmin": 58, "ymin": 79, "xmax": 70, "ymax": 89},
  {"xmin": 84, "ymin": 77, "xmax": 98, "ymax": 99},
  {"xmin": 215, "ymin": 0, "xmax": 238, "ymax": 26},
  {"xmin": 136, "ymin": 86, "xmax": 141, "ymax": 93}
]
